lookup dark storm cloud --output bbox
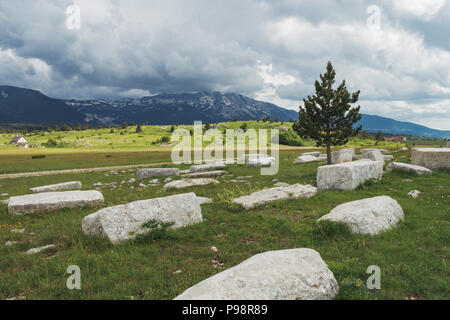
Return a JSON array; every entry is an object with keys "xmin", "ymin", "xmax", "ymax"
[{"xmin": 0, "ymin": 0, "xmax": 449, "ymax": 129}]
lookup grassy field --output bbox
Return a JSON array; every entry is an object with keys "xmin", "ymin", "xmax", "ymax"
[
  {"xmin": 0, "ymin": 121, "xmax": 401, "ymax": 151},
  {"xmin": 0, "ymin": 121, "xmax": 404, "ymax": 175},
  {"xmin": 0, "ymin": 148, "xmax": 448, "ymax": 300}
]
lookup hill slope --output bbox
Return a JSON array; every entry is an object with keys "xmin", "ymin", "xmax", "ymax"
[
  {"xmin": 357, "ymin": 114, "xmax": 450, "ymax": 138},
  {"xmin": 0, "ymin": 86, "xmax": 86, "ymax": 126},
  {"xmin": 0, "ymin": 86, "xmax": 448, "ymax": 138},
  {"xmin": 67, "ymin": 92, "xmax": 298, "ymax": 125}
]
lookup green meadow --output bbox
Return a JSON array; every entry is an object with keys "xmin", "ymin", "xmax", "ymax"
[{"xmin": 0, "ymin": 147, "xmax": 448, "ymax": 300}]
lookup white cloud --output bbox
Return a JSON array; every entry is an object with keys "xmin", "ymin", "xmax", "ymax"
[
  {"xmin": 394, "ymin": 0, "xmax": 446, "ymax": 20},
  {"xmin": 0, "ymin": 0, "xmax": 449, "ymax": 129}
]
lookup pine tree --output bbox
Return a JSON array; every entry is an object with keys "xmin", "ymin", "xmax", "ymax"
[
  {"xmin": 375, "ymin": 130, "xmax": 383, "ymax": 145},
  {"xmin": 293, "ymin": 61, "xmax": 362, "ymax": 164}
]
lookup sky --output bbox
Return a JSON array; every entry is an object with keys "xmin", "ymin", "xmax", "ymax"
[{"xmin": 0, "ymin": 0, "xmax": 449, "ymax": 130}]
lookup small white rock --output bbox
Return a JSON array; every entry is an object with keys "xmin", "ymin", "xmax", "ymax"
[
  {"xmin": 10, "ymin": 228, "xmax": 25, "ymax": 234},
  {"xmin": 210, "ymin": 246, "xmax": 218, "ymax": 252},
  {"xmin": 26, "ymin": 244, "xmax": 55, "ymax": 255},
  {"xmin": 5, "ymin": 241, "xmax": 19, "ymax": 247},
  {"xmin": 408, "ymin": 190, "xmax": 421, "ymax": 198}
]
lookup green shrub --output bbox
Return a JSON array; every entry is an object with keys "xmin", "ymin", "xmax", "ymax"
[
  {"xmin": 279, "ymin": 130, "xmax": 303, "ymax": 146},
  {"xmin": 135, "ymin": 219, "xmax": 175, "ymax": 242},
  {"xmin": 31, "ymin": 155, "xmax": 46, "ymax": 159}
]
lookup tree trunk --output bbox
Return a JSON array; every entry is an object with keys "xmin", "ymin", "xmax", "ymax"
[{"xmin": 326, "ymin": 142, "xmax": 332, "ymax": 165}]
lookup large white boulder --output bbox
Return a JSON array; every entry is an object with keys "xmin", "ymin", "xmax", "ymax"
[
  {"xmin": 137, "ymin": 168, "xmax": 179, "ymax": 180},
  {"xmin": 360, "ymin": 148, "xmax": 390, "ymax": 155},
  {"xmin": 174, "ymin": 248, "xmax": 338, "ymax": 300},
  {"xmin": 411, "ymin": 148, "xmax": 450, "ymax": 169},
  {"xmin": 386, "ymin": 162, "xmax": 432, "ymax": 176},
  {"xmin": 302, "ymin": 151, "xmax": 321, "ymax": 157},
  {"xmin": 317, "ymin": 160, "xmax": 383, "ymax": 191},
  {"xmin": 163, "ymin": 178, "xmax": 219, "ymax": 190},
  {"xmin": 30, "ymin": 181, "xmax": 82, "ymax": 193},
  {"xmin": 366, "ymin": 150, "xmax": 384, "ymax": 163},
  {"xmin": 232, "ymin": 184, "xmax": 317, "ymax": 210},
  {"xmin": 8, "ymin": 191, "xmax": 104, "ymax": 216},
  {"xmin": 82, "ymin": 193, "xmax": 203, "ymax": 244},
  {"xmin": 294, "ymin": 155, "xmax": 325, "ymax": 164},
  {"xmin": 246, "ymin": 154, "xmax": 275, "ymax": 167},
  {"xmin": 317, "ymin": 196, "xmax": 404, "ymax": 235},
  {"xmin": 331, "ymin": 149, "xmax": 353, "ymax": 164},
  {"xmin": 189, "ymin": 163, "xmax": 225, "ymax": 173}
]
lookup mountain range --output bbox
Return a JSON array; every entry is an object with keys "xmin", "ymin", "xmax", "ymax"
[{"xmin": 0, "ymin": 85, "xmax": 449, "ymax": 138}]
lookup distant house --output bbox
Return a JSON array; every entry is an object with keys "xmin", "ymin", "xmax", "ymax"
[
  {"xmin": 386, "ymin": 136, "xmax": 407, "ymax": 143},
  {"xmin": 10, "ymin": 136, "xmax": 30, "ymax": 148}
]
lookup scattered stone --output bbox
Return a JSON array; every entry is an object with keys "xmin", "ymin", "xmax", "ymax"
[
  {"xmin": 232, "ymin": 184, "xmax": 317, "ymax": 210},
  {"xmin": 137, "ymin": 168, "xmax": 179, "ymax": 179},
  {"xmin": 366, "ymin": 150, "xmax": 384, "ymax": 163},
  {"xmin": 182, "ymin": 170, "xmax": 228, "ymax": 178},
  {"xmin": 128, "ymin": 178, "xmax": 136, "ymax": 183},
  {"xmin": 408, "ymin": 190, "xmax": 421, "ymax": 198},
  {"xmin": 331, "ymin": 148, "xmax": 353, "ymax": 164},
  {"xmin": 246, "ymin": 154, "xmax": 275, "ymax": 167},
  {"xmin": 210, "ymin": 246, "xmax": 218, "ymax": 252},
  {"xmin": 302, "ymin": 151, "xmax": 320, "ymax": 157},
  {"xmin": 1, "ymin": 199, "xmax": 9, "ymax": 205},
  {"xmin": 386, "ymin": 162, "xmax": 432, "ymax": 176},
  {"xmin": 383, "ymin": 155, "xmax": 394, "ymax": 161},
  {"xmin": 294, "ymin": 155, "xmax": 324, "ymax": 164},
  {"xmin": 110, "ymin": 171, "xmax": 118, "ymax": 175},
  {"xmin": 30, "ymin": 181, "xmax": 82, "ymax": 193},
  {"xmin": 1, "ymin": 193, "xmax": 9, "ymax": 197},
  {"xmin": 399, "ymin": 147, "xmax": 408, "ymax": 152},
  {"xmin": 92, "ymin": 182, "xmax": 103, "ymax": 187},
  {"xmin": 164, "ymin": 177, "xmax": 173, "ymax": 183},
  {"xmin": 411, "ymin": 148, "xmax": 450, "ymax": 169},
  {"xmin": 361, "ymin": 148, "xmax": 390, "ymax": 155},
  {"xmin": 189, "ymin": 163, "xmax": 226, "ymax": 173},
  {"xmin": 173, "ymin": 270, "xmax": 183, "ymax": 275},
  {"xmin": 211, "ymin": 259, "xmax": 224, "ymax": 269},
  {"xmin": 6, "ymin": 294, "xmax": 26, "ymax": 300},
  {"xmin": 149, "ymin": 179, "xmax": 159, "ymax": 184},
  {"xmin": 10, "ymin": 228, "xmax": 25, "ymax": 234},
  {"xmin": 174, "ymin": 248, "xmax": 338, "ymax": 300},
  {"xmin": 26, "ymin": 244, "xmax": 55, "ymax": 255},
  {"xmin": 82, "ymin": 193, "xmax": 203, "ymax": 244},
  {"xmin": 8, "ymin": 191, "xmax": 105, "ymax": 216},
  {"xmin": 5, "ymin": 241, "xmax": 19, "ymax": 247},
  {"xmin": 164, "ymin": 178, "xmax": 219, "ymax": 190},
  {"xmin": 138, "ymin": 183, "xmax": 146, "ymax": 187},
  {"xmin": 318, "ymin": 196, "xmax": 404, "ymax": 235},
  {"xmin": 317, "ymin": 160, "xmax": 383, "ymax": 191}
]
